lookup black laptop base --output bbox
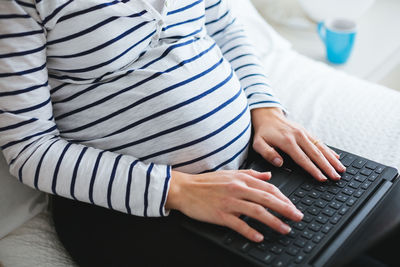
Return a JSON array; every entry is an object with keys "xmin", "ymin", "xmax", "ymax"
[{"xmin": 181, "ymin": 147, "xmax": 399, "ymax": 267}]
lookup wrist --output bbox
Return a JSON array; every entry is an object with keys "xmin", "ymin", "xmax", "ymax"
[
  {"xmin": 165, "ymin": 170, "xmax": 191, "ymax": 211},
  {"xmin": 251, "ymin": 107, "xmax": 284, "ymax": 129}
]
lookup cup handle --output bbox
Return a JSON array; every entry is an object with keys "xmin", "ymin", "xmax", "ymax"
[{"xmin": 317, "ymin": 22, "xmax": 326, "ymax": 43}]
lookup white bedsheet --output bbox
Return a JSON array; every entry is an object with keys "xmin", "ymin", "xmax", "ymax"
[{"xmin": 1, "ymin": 1, "xmax": 400, "ymax": 266}]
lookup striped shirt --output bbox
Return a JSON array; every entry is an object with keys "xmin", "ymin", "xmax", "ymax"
[{"xmin": 0, "ymin": 0, "xmax": 284, "ymax": 217}]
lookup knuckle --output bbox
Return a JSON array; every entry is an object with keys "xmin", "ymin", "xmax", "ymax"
[
  {"xmin": 292, "ymin": 128, "xmax": 304, "ymax": 138},
  {"xmin": 253, "ymin": 205, "xmax": 266, "ymax": 217},
  {"xmin": 252, "ymin": 138, "xmax": 263, "ymax": 150},
  {"xmin": 226, "ymin": 181, "xmax": 242, "ymax": 193}
]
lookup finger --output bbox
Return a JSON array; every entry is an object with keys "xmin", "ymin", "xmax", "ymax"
[
  {"xmin": 305, "ymin": 132, "xmax": 345, "ymax": 173},
  {"xmin": 282, "ymin": 139, "xmax": 328, "ymax": 182},
  {"xmin": 239, "ymin": 187, "xmax": 303, "ymax": 222},
  {"xmin": 238, "ymin": 169, "xmax": 272, "ymax": 181},
  {"xmin": 330, "ymin": 148, "xmax": 340, "ymax": 159},
  {"xmin": 233, "ymin": 200, "xmax": 291, "ymax": 235},
  {"xmin": 317, "ymin": 142, "xmax": 346, "ymax": 173},
  {"xmin": 240, "ymin": 174, "xmax": 295, "ymax": 207},
  {"xmin": 297, "ymin": 135, "xmax": 341, "ymax": 180},
  {"xmin": 223, "ymin": 214, "xmax": 264, "ymax": 242},
  {"xmin": 253, "ymin": 137, "xmax": 284, "ymax": 167}
]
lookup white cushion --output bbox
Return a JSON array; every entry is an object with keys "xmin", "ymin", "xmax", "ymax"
[{"xmin": 0, "ymin": 154, "xmax": 47, "ymax": 239}]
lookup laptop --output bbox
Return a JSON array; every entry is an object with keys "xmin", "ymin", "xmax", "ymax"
[{"xmin": 181, "ymin": 146, "xmax": 400, "ymax": 266}]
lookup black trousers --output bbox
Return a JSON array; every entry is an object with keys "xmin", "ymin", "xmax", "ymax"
[
  {"xmin": 51, "ymin": 194, "xmax": 399, "ymax": 267},
  {"xmin": 51, "ymin": 195, "xmax": 252, "ymax": 267}
]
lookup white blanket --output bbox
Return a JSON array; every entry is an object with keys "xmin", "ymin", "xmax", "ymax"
[{"xmin": 1, "ymin": 1, "xmax": 399, "ymax": 266}]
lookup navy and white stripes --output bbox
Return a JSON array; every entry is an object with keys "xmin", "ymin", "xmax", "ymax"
[{"xmin": 0, "ymin": 0, "xmax": 284, "ymax": 217}]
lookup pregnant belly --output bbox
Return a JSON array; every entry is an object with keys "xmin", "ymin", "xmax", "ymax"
[{"xmin": 53, "ymin": 39, "xmax": 252, "ymax": 172}]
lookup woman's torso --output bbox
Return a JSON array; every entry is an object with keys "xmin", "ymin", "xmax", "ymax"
[{"xmin": 44, "ymin": 0, "xmax": 251, "ymax": 173}]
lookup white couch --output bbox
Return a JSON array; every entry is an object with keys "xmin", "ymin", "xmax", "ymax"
[{"xmin": 1, "ymin": 0, "xmax": 400, "ymax": 266}]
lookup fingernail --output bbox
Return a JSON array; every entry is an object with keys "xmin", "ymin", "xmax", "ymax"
[
  {"xmin": 255, "ymin": 233, "xmax": 264, "ymax": 242},
  {"xmin": 319, "ymin": 174, "xmax": 328, "ymax": 181},
  {"xmin": 340, "ymin": 164, "xmax": 346, "ymax": 172},
  {"xmin": 294, "ymin": 209, "xmax": 304, "ymax": 220},
  {"xmin": 273, "ymin": 158, "xmax": 283, "ymax": 167},
  {"xmin": 332, "ymin": 170, "xmax": 341, "ymax": 179},
  {"xmin": 280, "ymin": 224, "xmax": 291, "ymax": 234}
]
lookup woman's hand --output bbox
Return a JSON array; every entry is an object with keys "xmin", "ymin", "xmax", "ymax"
[
  {"xmin": 251, "ymin": 107, "xmax": 346, "ymax": 181},
  {"xmin": 166, "ymin": 169, "xmax": 303, "ymax": 242}
]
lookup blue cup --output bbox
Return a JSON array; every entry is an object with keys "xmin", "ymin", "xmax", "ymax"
[{"xmin": 317, "ymin": 19, "xmax": 357, "ymax": 64}]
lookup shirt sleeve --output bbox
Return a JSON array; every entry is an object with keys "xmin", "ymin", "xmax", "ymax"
[
  {"xmin": 0, "ymin": 1, "xmax": 171, "ymax": 218},
  {"xmin": 204, "ymin": 0, "xmax": 287, "ymax": 112}
]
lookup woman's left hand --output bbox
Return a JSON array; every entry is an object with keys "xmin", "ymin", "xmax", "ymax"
[{"xmin": 251, "ymin": 107, "xmax": 346, "ymax": 182}]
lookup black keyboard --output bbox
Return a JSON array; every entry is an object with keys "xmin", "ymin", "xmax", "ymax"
[{"xmin": 221, "ymin": 151, "xmax": 388, "ymax": 267}]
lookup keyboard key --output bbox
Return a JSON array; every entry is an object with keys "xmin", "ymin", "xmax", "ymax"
[
  {"xmin": 290, "ymin": 196, "xmax": 300, "ymax": 204},
  {"xmin": 295, "ymin": 189, "xmax": 307, "ymax": 198},
  {"xmin": 341, "ymin": 155, "xmax": 355, "ymax": 167},
  {"xmin": 249, "ymin": 249, "xmax": 274, "ymax": 264},
  {"xmin": 375, "ymin": 166, "xmax": 385, "ymax": 174},
  {"xmin": 308, "ymin": 190, "xmax": 321, "ymax": 199},
  {"xmin": 316, "ymin": 215, "xmax": 329, "ymax": 224},
  {"xmin": 315, "ymin": 185, "xmax": 328, "ymax": 192},
  {"xmin": 349, "ymin": 181, "xmax": 361, "ymax": 189},
  {"xmin": 286, "ymin": 247, "xmax": 299, "ymax": 256},
  {"xmin": 301, "ymin": 184, "xmax": 313, "ymax": 191},
  {"xmin": 336, "ymin": 180, "xmax": 347, "ymax": 188},
  {"xmin": 346, "ymin": 167, "xmax": 358, "ymax": 175},
  {"xmin": 322, "ymin": 208, "xmax": 335, "ymax": 217},
  {"xmin": 308, "ymin": 222, "xmax": 322, "ymax": 232},
  {"xmin": 328, "ymin": 187, "xmax": 340, "ymax": 194},
  {"xmin": 360, "ymin": 168, "xmax": 373, "ymax": 176},
  {"xmin": 288, "ymin": 229, "xmax": 297, "ymax": 239},
  {"xmin": 270, "ymin": 245, "xmax": 283, "ymax": 254},
  {"xmin": 224, "ymin": 234, "xmax": 235, "ymax": 245},
  {"xmin": 365, "ymin": 161, "xmax": 378, "ymax": 170},
  {"xmin": 313, "ymin": 233, "xmax": 324, "ymax": 243},
  {"xmin": 322, "ymin": 225, "xmax": 332, "ymax": 234},
  {"xmin": 273, "ymin": 258, "xmax": 289, "ymax": 267},
  {"xmin": 336, "ymin": 194, "xmax": 349, "ymax": 202},
  {"xmin": 322, "ymin": 193, "xmax": 334, "ymax": 201},
  {"xmin": 315, "ymin": 200, "xmax": 328, "ymax": 208},
  {"xmin": 296, "ymin": 204, "xmax": 307, "ymax": 212},
  {"xmin": 294, "ymin": 239, "xmax": 307, "ymax": 248},
  {"xmin": 302, "ymin": 214, "xmax": 313, "ymax": 223},
  {"xmin": 278, "ymin": 237, "xmax": 291, "ymax": 246},
  {"xmin": 339, "ymin": 206, "xmax": 349, "ymax": 215},
  {"xmin": 304, "ymin": 243, "xmax": 315, "ymax": 253},
  {"xmin": 347, "ymin": 197, "xmax": 357, "ymax": 206},
  {"xmin": 294, "ymin": 254, "xmax": 306, "ymax": 263},
  {"xmin": 354, "ymin": 189, "xmax": 364, "ymax": 198},
  {"xmin": 239, "ymin": 242, "xmax": 252, "ymax": 253},
  {"xmin": 330, "ymin": 215, "xmax": 342, "ymax": 224},
  {"xmin": 307, "ymin": 207, "xmax": 320, "ymax": 216},
  {"xmin": 369, "ymin": 173, "xmax": 379, "ymax": 182},
  {"xmin": 354, "ymin": 174, "xmax": 366, "ymax": 182},
  {"xmin": 257, "ymin": 242, "xmax": 268, "ymax": 251},
  {"xmin": 301, "ymin": 197, "xmax": 314, "ymax": 206},
  {"xmin": 301, "ymin": 230, "xmax": 314, "ymax": 240},
  {"xmin": 329, "ymin": 201, "xmax": 342, "ymax": 210},
  {"xmin": 361, "ymin": 181, "xmax": 372, "ymax": 190},
  {"xmin": 342, "ymin": 188, "xmax": 355, "ymax": 196},
  {"xmin": 294, "ymin": 222, "xmax": 306, "ymax": 230},
  {"xmin": 341, "ymin": 174, "xmax": 353, "ymax": 181},
  {"xmin": 352, "ymin": 159, "xmax": 367, "ymax": 169}
]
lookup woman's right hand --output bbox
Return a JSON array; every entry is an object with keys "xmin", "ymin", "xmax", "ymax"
[{"xmin": 166, "ymin": 169, "xmax": 304, "ymax": 243}]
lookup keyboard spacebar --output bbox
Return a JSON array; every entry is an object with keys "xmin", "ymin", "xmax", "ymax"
[{"xmin": 313, "ymin": 180, "xmax": 392, "ymax": 267}]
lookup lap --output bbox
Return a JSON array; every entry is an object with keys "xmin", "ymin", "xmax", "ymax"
[{"xmin": 50, "ymin": 195, "xmax": 251, "ymax": 267}]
